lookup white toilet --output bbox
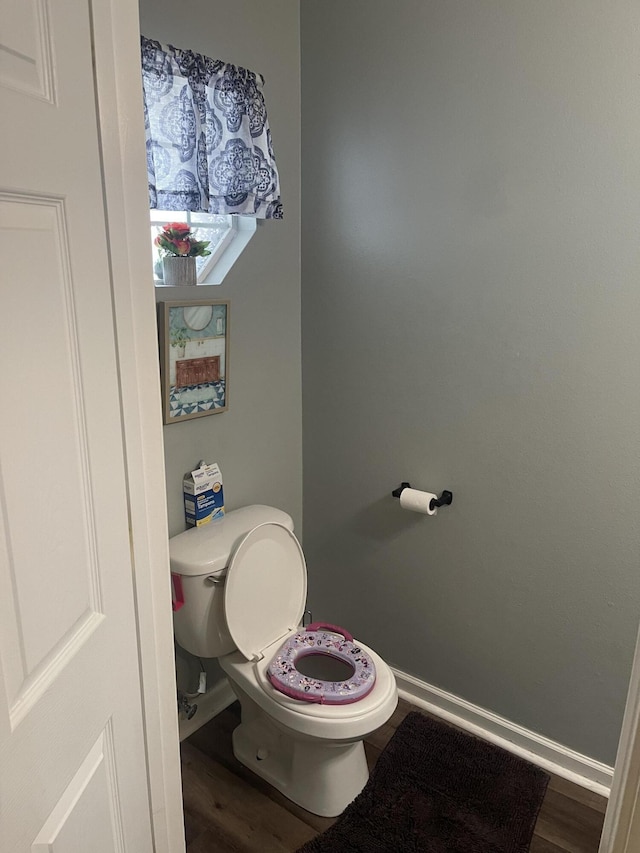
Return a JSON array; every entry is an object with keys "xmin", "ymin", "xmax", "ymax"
[{"xmin": 170, "ymin": 504, "xmax": 398, "ymax": 817}]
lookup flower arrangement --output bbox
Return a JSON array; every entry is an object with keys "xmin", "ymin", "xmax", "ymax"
[{"xmin": 154, "ymin": 222, "xmax": 211, "ymax": 257}]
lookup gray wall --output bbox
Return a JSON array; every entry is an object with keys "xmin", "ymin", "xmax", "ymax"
[
  {"xmin": 301, "ymin": 0, "xmax": 640, "ymax": 764},
  {"xmin": 139, "ymin": 0, "xmax": 301, "ymax": 694},
  {"xmin": 139, "ymin": 0, "xmax": 302, "ymax": 539}
]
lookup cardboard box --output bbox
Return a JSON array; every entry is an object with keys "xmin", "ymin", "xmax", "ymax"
[{"xmin": 183, "ymin": 461, "xmax": 224, "ymax": 527}]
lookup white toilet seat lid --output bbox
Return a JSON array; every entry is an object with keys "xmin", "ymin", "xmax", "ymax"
[{"xmin": 224, "ymin": 522, "xmax": 307, "ymax": 661}]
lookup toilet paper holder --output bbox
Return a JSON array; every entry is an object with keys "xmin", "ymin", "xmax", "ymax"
[{"xmin": 391, "ymin": 482, "xmax": 453, "ymax": 511}]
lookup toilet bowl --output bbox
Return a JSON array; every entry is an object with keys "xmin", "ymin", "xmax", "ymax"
[{"xmin": 170, "ymin": 505, "xmax": 398, "ymax": 817}]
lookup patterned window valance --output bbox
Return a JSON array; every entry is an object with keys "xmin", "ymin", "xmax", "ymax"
[{"xmin": 141, "ymin": 36, "xmax": 283, "ymax": 219}]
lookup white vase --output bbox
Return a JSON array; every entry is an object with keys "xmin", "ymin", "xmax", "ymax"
[{"xmin": 162, "ymin": 256, "xmax": 197, "ymax": 286}]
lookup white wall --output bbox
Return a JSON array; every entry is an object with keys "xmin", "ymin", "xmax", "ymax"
[
  {"xmin": 139, "ymin": 0, "xmax": 302, "ymax": 539},
  {"xmin": 301, "ymin": 0, "xmax": 640, "ymax": 764}
]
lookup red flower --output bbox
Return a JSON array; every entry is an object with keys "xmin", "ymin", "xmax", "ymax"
[
  {"xmin": 172, "ymin": 239, "xmax": 191, "ymax": 255},
  {"xmin": 155, "ymin": 223, "xmax": 211, "ymax": 257},
  {"xmin": 165, "ymin": 222, "xmax": 190, "ymax": 236}
]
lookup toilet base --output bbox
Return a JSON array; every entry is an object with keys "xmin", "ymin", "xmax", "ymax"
[{"xmin": 230, "ymin": 689, "xmax": 370, "ymax": 817}]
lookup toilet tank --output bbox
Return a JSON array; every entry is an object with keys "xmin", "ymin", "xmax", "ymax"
[{"xmin": 170, "ymin": 505, "xmax": 294, "ymax": 658}]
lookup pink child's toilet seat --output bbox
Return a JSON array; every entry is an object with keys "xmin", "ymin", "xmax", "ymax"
[{"xmin": 267, "ymin": 623, "xmax": 377, "ymax": 705}]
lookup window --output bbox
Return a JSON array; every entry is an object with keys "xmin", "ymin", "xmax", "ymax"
[{"xmin": 150, "ymin": 210, "xmax": 256, "ymax": 286}]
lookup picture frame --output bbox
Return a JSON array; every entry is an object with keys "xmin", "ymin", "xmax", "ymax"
[{"xmin": 158, "ymin": 300, "xmax": 229, "ymax": 424}]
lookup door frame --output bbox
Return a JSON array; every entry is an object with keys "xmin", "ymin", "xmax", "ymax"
[
  {"xmin": 599, "ymin": 627, "xmax": 640, "ymax": 852},
  {"xmin": 91, "ymin": 1, "xmax": 185, "ymax": 850}
]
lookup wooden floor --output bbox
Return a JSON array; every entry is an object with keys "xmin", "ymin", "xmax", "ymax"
[{"xmin": 181, "ymin": 699, "xmax": 607, "ymax": 853}]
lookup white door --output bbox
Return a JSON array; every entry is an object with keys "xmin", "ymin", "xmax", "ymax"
[{"xmin": 0, "ymin": 1, "xmax": 157, "ymax": 850}]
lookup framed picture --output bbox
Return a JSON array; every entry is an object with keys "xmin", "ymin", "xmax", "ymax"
[{"xmin": 158, "ymin": 300, "xmax": 229, "ymax": 424}]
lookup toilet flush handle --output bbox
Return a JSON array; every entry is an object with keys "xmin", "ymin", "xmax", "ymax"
[{"xmin": 306, "ymin": 622, "xmax": 354, "ymax": 642}]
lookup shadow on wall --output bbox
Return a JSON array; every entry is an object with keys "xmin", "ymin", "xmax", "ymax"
[
  {"xmin": 175, "ymin": 641, "xmax": 224, "ymax": 694},
  {"xmin": 351, "ymin": 496, "xmax": 434, "ymax": 541}
]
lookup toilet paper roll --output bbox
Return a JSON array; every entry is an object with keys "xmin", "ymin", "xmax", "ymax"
[{"xmin": 399, "ymin": 487, "xmax": 438, "ymax": 515}]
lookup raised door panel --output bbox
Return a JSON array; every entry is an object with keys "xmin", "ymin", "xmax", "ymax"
[
  {"xmin": 32, "ymin": 727, "xmax": 123, "ymax": 853},
  {"xmin": 0, "ymin": 196, "xmax": 102, "ymax": 726},
  {"xmin": 0, "ymin": 0, "xmax": 55, "ymax": 102}
]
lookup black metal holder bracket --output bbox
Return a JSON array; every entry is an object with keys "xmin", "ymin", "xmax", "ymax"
[
  {"xmin": 391, "ymin": 481, "xmax": 412, "ymax": 498},
  {"xmin": 391, "ymin": 482, "xmax": 453, "ymax": 511}
]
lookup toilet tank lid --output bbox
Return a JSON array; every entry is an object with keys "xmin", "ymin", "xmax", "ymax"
[{"xmin": 169, "ymin": 505, "xmax": 294, "ymax": 577}]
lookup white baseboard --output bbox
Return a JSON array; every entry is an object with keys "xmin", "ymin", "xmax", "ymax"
[
  {"xmin": 178, "ymin": 678, "xmax": 236, "ymax": 742},
  {"xmin": 393, "ymin": 667, "xmax": 613, "ymax": 797},
  {"xmin": 177, "ymin": 668, "xmax": 613, "ymax": 796}
]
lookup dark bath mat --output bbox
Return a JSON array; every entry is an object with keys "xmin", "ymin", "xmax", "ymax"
[{"xmin": 296, "ymin": 711, "xmax": 549, "ymax": 853}]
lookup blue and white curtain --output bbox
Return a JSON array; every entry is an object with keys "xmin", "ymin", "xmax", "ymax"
[{"xmin": 141, "ymin": 36, "xmax": 283, "ymax": 219}]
